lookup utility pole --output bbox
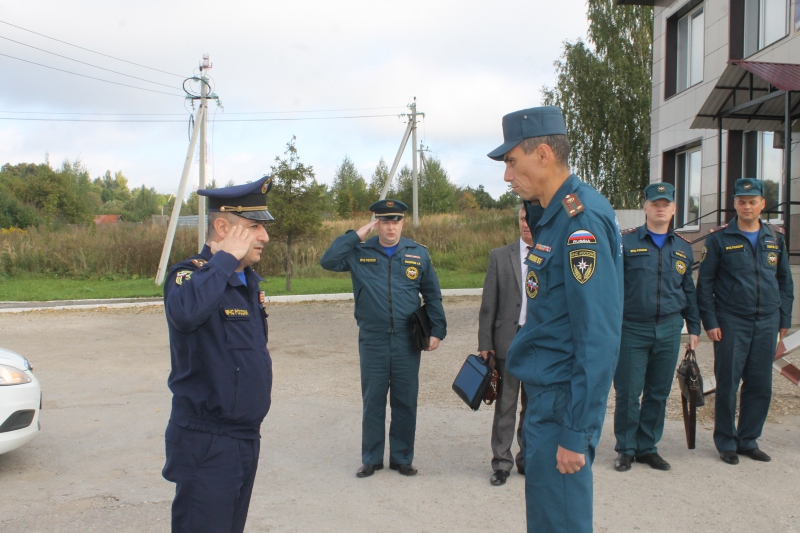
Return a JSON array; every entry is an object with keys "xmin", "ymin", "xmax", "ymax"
[
  {"xmin": 197, "ymin": 54, "xmax": 212, "ymax": 251},
  {"xmin": 410, "ymin": 98, "xmax": 419, "ymax": 227}
]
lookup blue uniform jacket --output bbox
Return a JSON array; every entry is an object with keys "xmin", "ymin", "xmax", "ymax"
[
  {"xmin": 507, "ymin": 174, "xmax": 623, "ymax": 454},
  {"xmin": 696, "ymin": 217, "xmax": 794, "ymax": 330},
  {"xmin": 320, "ymin": 231, "xmax": 447, "ymax": 339},
  {"xmin": 621, "ymin": 225, "xmax": 701, "ymax": 335},
  {"xmin": 164, "ymin": 245, "xmax": 272, "ymax": 439}
]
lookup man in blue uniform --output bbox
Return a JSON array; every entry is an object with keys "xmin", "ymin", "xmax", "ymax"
[
  {"xmin": 613, "ymin": 182, "xmax": 701, "ymax": 473},
  {"xmin": 320, "ymin": 199, "xmax": 447, "ymax": 478},
  {"xmin": 489, "ymin": 106, "xmax": 623, "ymax": 533},
  {"xmin": 696, "ymin": 178, "xmax": 793, "ymax": 465},
  {"xmin": 162, "ymin": 176, "xmax": 274, "ymax": 533}
]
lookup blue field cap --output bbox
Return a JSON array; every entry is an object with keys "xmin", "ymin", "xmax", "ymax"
[
  {"xmin": 369, "ymin": 199, "xmax": 408, "ymax": 220},
  {"xmin": 733, "ymin": 178, "xmax": 764, "ymax": 197},
  {"xmin": 487, "ymin": 106, "xmax": 567, "ymax": 161},
  {"xmin": 644, "ymin": 182, "xmax": 675, "ymax": 202},
  {"xmin": 198, "ymin": 175, "xmax": 274, "ymax": 221}
]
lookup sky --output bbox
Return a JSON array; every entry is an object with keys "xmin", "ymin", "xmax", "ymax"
[{"xmin": 0, "ymin": 0, "xmax": 589, "ymax": 201}]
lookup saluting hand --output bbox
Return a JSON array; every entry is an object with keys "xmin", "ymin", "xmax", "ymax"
[
  {"xmin": 356, "ymin": 219, "xmax": 379, "ymax": 240},
  {"xmin": 209, "ymin": 225, "xmax": 254, "ymax": 260}
]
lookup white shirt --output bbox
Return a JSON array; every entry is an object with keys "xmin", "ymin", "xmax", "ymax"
[{"xmin": 519, "ymin": 237, "xmax": 533, "ymax": 326}]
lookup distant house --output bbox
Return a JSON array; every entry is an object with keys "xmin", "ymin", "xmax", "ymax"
[{"xmin": 94, "ymin": 215, "xmax": 123, "ymax": 225}]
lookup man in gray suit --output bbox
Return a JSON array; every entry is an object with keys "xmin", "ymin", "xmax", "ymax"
[{"xmin": 478, "ymin": 206, "xmax": 532, "ymax": 486}]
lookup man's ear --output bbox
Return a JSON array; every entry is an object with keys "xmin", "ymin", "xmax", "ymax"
[{"xmin": 213, "ymin": 216, "xmax": 228, "ymax": 238}]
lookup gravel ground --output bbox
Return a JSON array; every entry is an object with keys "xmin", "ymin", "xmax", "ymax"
[{"xmin": 0, "ymin": 297, "xmax": 798, "ymax": 532}]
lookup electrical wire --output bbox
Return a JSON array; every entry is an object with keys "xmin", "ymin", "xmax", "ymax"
[
  {"xmin": 0, "ymin": 106, "xmax": 407, "ymax": 116},
  {"xmin": 0, "ymin": 113, "xmax": 402, "ymax": 122},
  {"xmin": 427, "ymin": 150, "xmax": 500, "ymax": 167},
  {"xmin": 0, "ymin": 19, "xmax": 184, "ymax": 78},
  {"xmin": 0, "ymin": 53, "xmax": 185, "ymax": 97},
  {"xmin": 0, "ymin": 35, "xmax": 180, "ymax": 89}
]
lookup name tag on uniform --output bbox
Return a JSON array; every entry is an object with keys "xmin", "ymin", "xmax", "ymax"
[
  {"xmin": 359, "ymin": 258, "xmax": 378, "ymax": 263},
  {"xmin": 725, "ymin": 244, "xmax": 744, "ymax": 252},
  {"xmin": 527, "ymin": 253, "xmax": 545, "ymax": 265},
  {"xmin": 404, "ymin": 260, "xmax": 421, "ymax": 266},
  {"xmin": 628, "ymin": 248, "xmax": 649, "ymax": 254},
  {"xmin": 766, "ymin": 244, "xmax": 779, "ymax": 250},
  {"xmin": 223, "ymin": 308, "xmax": 250, "ymax": 320},
  {"xmin": 674, "ymin": 250, "xmax": 687, "ymax": 259}
]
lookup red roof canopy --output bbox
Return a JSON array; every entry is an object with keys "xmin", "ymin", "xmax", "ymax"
[{"xmin": 731, "ymin": 60, "xmax": 800, "ymax": 92}]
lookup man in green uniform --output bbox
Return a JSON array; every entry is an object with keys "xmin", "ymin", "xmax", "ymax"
[
  {"xmin": 696, "ymin": 178, "xmax": 793, "ymax": 465},
  {"xmin": 320, "ymin": 199, "xmax": 447, "ymax": 478},
  {"xmin": 613, "ymin": 182, "xmax": 701, "ymax": 473}
]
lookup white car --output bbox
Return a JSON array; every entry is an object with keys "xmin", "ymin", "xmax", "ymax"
[{"xmin": 0, "ymin": 347, "xmax": 41, "ymax": 454}]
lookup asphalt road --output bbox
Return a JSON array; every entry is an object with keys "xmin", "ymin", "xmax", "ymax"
[{"xmin": 0, "ymin": 298, "xmax": 798, "ymax": 532}]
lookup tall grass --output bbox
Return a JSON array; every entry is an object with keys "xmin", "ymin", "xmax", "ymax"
[{"xmin": 0, "ymin": 209, "xmax": 518, "ymax": 280}]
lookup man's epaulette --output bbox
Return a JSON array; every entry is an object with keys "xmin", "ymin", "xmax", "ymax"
[
  {"xmin": 561, "ymin": 193, "xmax": 584, "ymax": 218},
  {"xmin": 414, "ymin": 241, "xmax": 428, "ymax": 248},
  {"xmin": 707, "ymin": 224, "xmax": 727, "ymax": 234},
  {"xmin": 620, "ymin": 228, "xmax": 636, "ymax": 235},
  {"xmin": 768, "ymin": 223, "xmax": 785, "ymax": 235},
  {"xmin": 190, "ymin": 258, "xmax": 208, "ymax": 268},
  {"xmin": 674, "ymin": 232, "xmax": 692, "ymax": 243}
]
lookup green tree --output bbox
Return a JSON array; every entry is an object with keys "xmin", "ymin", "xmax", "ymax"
[
  {"xmin": 94, "ymin": 170, "xmax": 132, "ymax": 204},
  {"xmin": 368, "ymin": 157, "xmax": 392, "ymax": 202},
  {"xmin": 330, "ymin": 156, "xmax": 369, "ymax": 218},
  {"xmin": 268, "ymin": 137, "xmax": 327, "ymax": 291},
  {"xmin": 419, "ymin": 157, "xmax": 458, "ymax": 214},
  {"xmin": 496, "ymin": 189, "xmax": 521, "ymax": 210},
  {"xmin": 462, "ymin": 185, "xmax": 497, "ymax": 209},
  {"xmin": 458, "ymin": 190, "xmax": 479, "ymax": 210},
  {"xmin": 541, "ymin": 0, "xmax": 652, "ymax": 208}
]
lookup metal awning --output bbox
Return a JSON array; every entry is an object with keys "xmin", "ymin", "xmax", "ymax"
[{"xmin": 691, "ymin": 60, "xmax": 800, "ymax": 132}]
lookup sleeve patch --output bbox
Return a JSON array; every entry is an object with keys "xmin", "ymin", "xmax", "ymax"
[
  {"xmin": 569, "ymin": 249, "xmax": 596, "ymax": 284},
  {"xmin": 700, "ymin": 246, "xmax": 707, "ymax": 263},
  {"xmin": 175, "ymin": 270, "xmax": 193, "ymax": 285},
  {"xmin": 567, "ymin": 229, "xmax": 597, "ymax": 246}
]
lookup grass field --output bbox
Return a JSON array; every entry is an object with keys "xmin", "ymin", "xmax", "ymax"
[{"xmin": 0, "ymin": 271, "xmax": 486, "ymax": 301}]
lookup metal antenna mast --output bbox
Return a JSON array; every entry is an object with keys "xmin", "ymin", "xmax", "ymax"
[{"xmin": 155, "ymin": 55, "xmax": 220, "ymax": 285}]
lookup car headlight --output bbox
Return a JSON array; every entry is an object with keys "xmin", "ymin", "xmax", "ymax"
[{"xmin": 0, "ymin": 364, "xmax": 32, "ymax": 385}]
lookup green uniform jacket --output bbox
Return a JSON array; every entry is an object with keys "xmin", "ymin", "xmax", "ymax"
[
  {"xmin": 696, "ymin": 217, "xmax": 794, "ymax": 330},
  {"xmin": 621, "ymin": 225, "xmax": 701, "ymax": 335},
  {"xmin": 320, "ymin": 231, "xmax": 447, "ymax": 339}
]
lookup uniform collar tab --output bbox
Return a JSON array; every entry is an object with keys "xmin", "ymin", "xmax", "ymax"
[{"xmin": 539, "ymin": 174, "xmax": 580, "ymax": 227}]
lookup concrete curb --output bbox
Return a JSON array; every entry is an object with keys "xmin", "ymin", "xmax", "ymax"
[{"xmin": 0, "ymin": 289, "xmax": 483, "ymax": 314}]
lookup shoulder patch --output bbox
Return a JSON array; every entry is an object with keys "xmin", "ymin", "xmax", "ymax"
[
  {"xmin": 191, "ymin": 258, "xmax": 208, "ymax": 268},
  {"xmin": 674, "ymin": 232, "xmax": 691, "ymax": 243},
  {"xmin": 561, "ymin": 193, "xmax": 585, "ymax": 218},
  {"xmin": 567, "ymin": 229, "xmax": 597, "ymax": 246},
  {"xmin": 175, "ymin": 270, "xmax": 193, "ymax": 286},
  {"xmin": 620, "ymin": 228, "xmax": 636, "ymax": 235},
  {"xmin": 707, "ymin": 224, "xmax": 727, "ymax": 234}
]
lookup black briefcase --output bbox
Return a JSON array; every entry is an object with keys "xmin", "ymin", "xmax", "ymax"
[
  {"xmin": 452, "ymin": 354, "xmax": 494, "ymax": 411},
  {"xmin": 410, "ymin": 305, "xmax": 431, "ymax": 351}
]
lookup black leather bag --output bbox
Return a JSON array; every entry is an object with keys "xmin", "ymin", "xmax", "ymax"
[
  {"xmin": 676, "ymin": 348, "xmax": 704, "ymax": 449},
  {"xmin": 410, "ymin": 305, "xmax": 431, "ymax": 351},
  {"xmin": 452, "ymin": 354, "xmax": 498, "ymax": 411}
]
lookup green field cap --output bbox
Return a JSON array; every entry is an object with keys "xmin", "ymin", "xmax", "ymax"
[
  {"xmin": 733, "ymin": 178, "xmax": 764, "ymax": 197},
  {"xmin": 487, "ymin": 106, "xmax": 567, "ymax": 161},
  {"xmin": 644, "ymin": 182, "xmax": 675, "ymax": 202}
]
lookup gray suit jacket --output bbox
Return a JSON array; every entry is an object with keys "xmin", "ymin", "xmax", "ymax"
[{"xmin": 478, "ymin": 240, "xmax": 524, "ymax": 360}]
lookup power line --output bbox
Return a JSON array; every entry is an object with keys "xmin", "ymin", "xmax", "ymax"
[
  {"xmin": 0, "ymin": 19, "xmax": 184, "ymax": 78},
  {"xmin": 0, "ymin": 53, "xmax": 185, "ymax": 97},
  {"xmin": 0, "ymin": 34, "xmax": 180, "ymax": 89},
  {"xmin": 0, "ymin": 113, "xmax": 402, "ymax": 123},
  {"xmin": 0, "ymin": 105, "xmax": 407, "ymax": 116},
  {"xmin": 221, "ymin": 106, "xmax": 406, "ymax": 114},
  {"xmin": 427, "ymin": 150, "xmax": 501, "ymax": 167}
]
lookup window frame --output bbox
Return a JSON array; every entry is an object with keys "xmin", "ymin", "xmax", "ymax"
[
  {"xmin": 676, "ymin": 5, "xmax": 705, "ymax": 93},
  {"xmin": 742, "ymin": 0, "xmax": 790, "ymax": 57},
  {"xmin": 665, "ymin": 0, "xmax": 706, "ymax": 100},
  {"xmin": 675, "ymin": 147, "xmax": 703, "ymax": 231}
]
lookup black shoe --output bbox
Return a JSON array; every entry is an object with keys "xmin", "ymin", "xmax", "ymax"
[
  {"xmin": 719, "ymin": 451, "xmax": 739, "ymax": 465},
  {"xmin": 614, "ymin": 453, "xmax": 633, "ymax": 472},
  {"xmin": 737, "ymin": 448, "xmax": 771, "ymax": 462},
  {"xmin": 517, "ymin": 465, "xmax": 525, "ymax": 476},
  {"xmin": 356, "ymin": 463, "xmax": 384, "ymax": 478},
  {"xmin": 490, "ymin": 470, "xmax": 510, "ymax": 486},
  {"xmin": 635, "ymin": 453, "xmax": 671, "ymax": 471},
  {"xmin": 389, "ymin": 463, "xmax": 418, "ymax": 476}
]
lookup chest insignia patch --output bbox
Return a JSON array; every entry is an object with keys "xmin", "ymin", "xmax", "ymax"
[
  {"xmin": 700, "ymin": 246, "xmax": 707, "ymax": 263},
  {"xmin": 675, "ymin": 260, "xmax": 687, "ymax": 274},
  {"xmin": 223, "ymin": 308, "xmax": 250, "ymax": 318},
  {"xmin": 527, "ymin": 253, "xmax": 545, "ymax": 265},
  {"xmin": 406, "ymin": 266, "xmax": 419, "ymax": 280},
  {"xmin": 359, "ymin": 257, "xmax": 378, "ymax": 263},
  {"xmin": 404, "ymin": 260, "xmax": 421, "ymax": 266},
  {"xmin": 561, "ymin": 194, "xmax": 585, "ymax": 217},
  {"xmin": 767, "ymin": 252, "xmax": 778, "ymax": 267},
  {"xmin": 534, "ymin": 243, "xmax": 551, "ymax": 253},
  {"xmin": 405, "ymin": 254, "xmax": 421, "ymax": 259},
  {"xmin": 567, "ymin": 229, "xmax": 597, "ymax": 246},
  {"xmin": 525, "ymin": 270, "xmax": 539, "ymax": 299},
  {"xmin": 569, "ymin": 249, "xmax": 597, "ymax": 284},
  {"xmin": 175, "ymin": 270, "xmax": 193, "ymax": 285},
  {"xmin": 674, "ymin": 250, "xmax": 687, "ymax": 259},
  {"xmin": 725, "ymin": 244, "xmax": 744, "ymax": 251},
  {"xmin": 190, "ymin": 259, "xmax": 207, "ymax": 268},
  {"xmin": 628, "ymin": 248, "xmax": 649, "ymax": 254}
]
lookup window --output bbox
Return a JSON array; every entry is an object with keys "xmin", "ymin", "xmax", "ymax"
[
  {"xmin": 677, "ymin": 7, "xmax": 705, "ymax": 92},
  {"xmin": 743, "ymin": 0, "xmax": 788, "ymax": 56},
  {"xmin": 675, "ymin": 149, "xmax": 702, "ymax": 229},
  {"xmin": 742, "ymin": 131, "xmax": 784, "ymax": 220}
]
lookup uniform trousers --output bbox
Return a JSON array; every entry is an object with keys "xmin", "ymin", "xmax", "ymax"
[
  {"xmin": 358, "ymin": 329, "xmax": 421, "ymax": 465},
  {"xmin": 713, "ymin": 311, "xmax": 779, "ymax": 453},
  {"xmin": 162, "ymin": 423, "xmax": 260, "ymax": 533},
  {"xmin": 524, "ymin": 384, "xmax": 599, "ymax": 533},
  {"xmin": 491, "ymin": 357, "xmax": 527, "ymax": 472},
  {"xmin": 613, "ymin": 314, "xmax": 683, "ymax": 457}
]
